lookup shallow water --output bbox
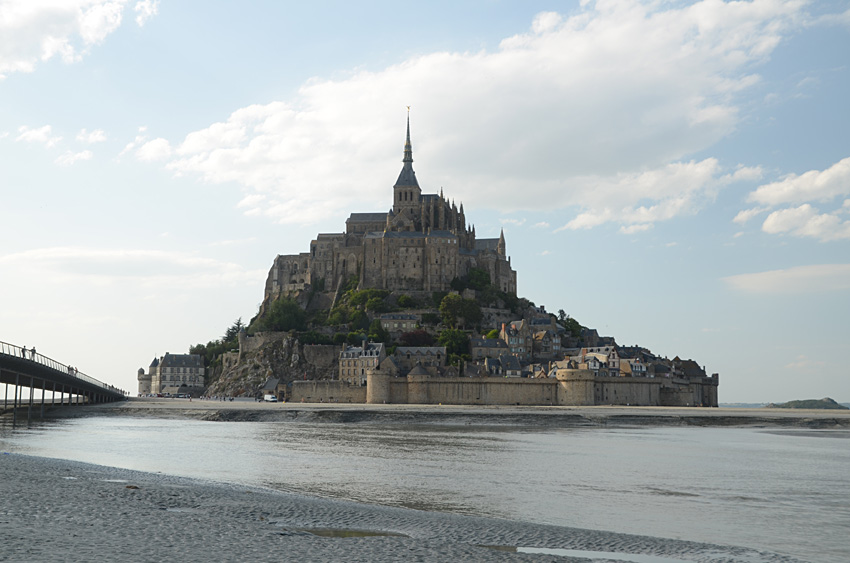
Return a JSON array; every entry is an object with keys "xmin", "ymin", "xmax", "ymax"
[{"xmin": 1, "ymin": 416, "xmax": 847, "ymax": 563}]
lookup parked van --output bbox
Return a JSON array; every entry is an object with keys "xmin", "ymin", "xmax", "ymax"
[{"xmin": 263, "ymin": 394, "xmax": 278, "ymax": 402}]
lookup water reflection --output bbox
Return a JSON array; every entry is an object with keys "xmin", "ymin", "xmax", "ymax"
[{"xmin": 1, "ymin": 417, "xmax": 848, "ymax": 563}]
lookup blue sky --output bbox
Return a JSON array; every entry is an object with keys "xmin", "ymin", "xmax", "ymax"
[{"xmin": 1, "ymin": 0, "xmax": 848, "ymax": 402}]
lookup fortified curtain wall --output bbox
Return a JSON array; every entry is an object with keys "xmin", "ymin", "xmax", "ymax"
[{"xmin": 290, "ymin": 371, "xmax": 719, "ymax": 407}]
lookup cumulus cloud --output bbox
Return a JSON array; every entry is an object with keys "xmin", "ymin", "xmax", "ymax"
[
  {"xmin": 749, "ymin": 157, "xmax": 850, "ymax": 206},
  {"xmin": 761, "ymin": 204, "xmax": 850, "ymax": 241},
  {"xmin": 15, "ymin": 125, "xmax": 62, "ymax": 148},
  {"xmin": 555, "ymin": 158, "xmax": 730, "ymax": 231},
  {"xmin": 723, "ymin": 264, "xmax": 850, "ymax": 294},
  {"xmin": 733, "ymin": 206, "xmax": 768, "ymax": 224},
  {"xmin": 134, "ymin": 0, "xmax": 159, "ymax": 26},
  {"xmin": 55, "ymin": 149, "xmax": 93, "ymax": 166},
  {"xmin": 77, "ymin": 128, "xmax": 107, "ymax": 143},
  {"xmin": 150, "ymin": 1, "xmax": 806, "ymax": 227},
  {"xmin": 742, "ymin": 157, "xmax": 850, "ymax": 241},
  {"xmin": 136, "ymin": 138, "xmax": 172, "ymax": 161},
  {"xmin": 0, "ymin": 1, "xmax": 153, "ymax": 78}
]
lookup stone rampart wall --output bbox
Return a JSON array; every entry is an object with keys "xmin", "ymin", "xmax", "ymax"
[
  {"xmin": 411, "ymin": 377, "xmax": 559, "ymax": 406},
  {"xmin": 299, "ymin": 372, "xmax": 717, "ymax": 407},
  {"xmin": 592, "ymin": 377, "xmax": 660, "ymax": 406},
  {"xmin": 290, "ymin": 380, "xmax": 366, "ymax": 403}
]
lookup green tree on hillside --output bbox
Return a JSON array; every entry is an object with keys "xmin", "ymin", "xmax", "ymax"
[
  {"xmin": 400, "ymin": 329, "xmax": 436, "ymax": 347},
  {"xmin": 259, "ymin": 297, "xmax": 307, "ymax": 332},
  {"xmin": 557, "ymin": 309, "xmax": 582, "ymax": 338},
  {"xmin": 439, "ymin": 294, "xmax": 464, "ymax": 328},
  {"xmin": 223, "ymin": 318, "xmax": 244, "ymax": 342},
  {"xmin": 438, "ymin": 328, "xmax": 469, "ymax": 356}
]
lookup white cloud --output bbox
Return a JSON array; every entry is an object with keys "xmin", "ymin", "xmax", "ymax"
[
  {"xmin": 0, "ymin": 247, "xmax": 263, "ymax": 290},
  {"xmin": 150, "ymin": 1, "xmax": 805, "ymax": 227},
  {"xmin": 134, "ymin": 0, "xmax": 159, "ymax": 27},
  {"xmin": 15, "ymin": 125, "xmax": 62, "ymax": 148},
  {"xmin": 55, "ymin": 149, "xmax": 93, "ymax": 166},
  {"xmin": 136, "ymin": 137, "xmax": 172, "ymax": 161},
  {"xmin": 733, "ymin": 206, "xmax": 768, "ymax": 224},
  {"xmin": 76, "ymin": 128, "xmax": 107, "ymax": 143},
  {"xmin": 737, "ymin": 156, "xmax": 850, "ymax": 242},
  {"xmin": 0, "ymin": 1, "xmax": 135, "ymax": 78},
  {"xmin": 620, "ymin": 224, "xmax": 652, "ymax": 234},
  {"xmin": 556, "ymin": 158, "xmax": 724, "ymax": 231},
  {"xmin": 783, "ymin": 355, "xmax": 827, "ymax": 371},
  {"xmin": 749, "ymin": 157, "xmax": 850, "ymax": 206},
  {"xmin": 761, "ymin": 204, "xmax": 850, "ymax": 241},
  {"xmin": 723, "ymin": 264, "xmax": 850, "ymax": 294},
  {"xmin": 533, "ymin": 222, "xmax": 550, "ymax": 229},
  {"xmin": 501, "ymin": 218, "xmax": 525, "ymax": 227},
  {"xmin": 119, "ymin": 126, "xmax": 148, "ymax": 157}
]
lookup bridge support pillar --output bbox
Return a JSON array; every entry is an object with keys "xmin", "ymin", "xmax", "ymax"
[
  {"xmin": 28, "ymin": 376, "xmax": 33, "ymax": 424},
  {"xmin": 13, "ymin": 373, "xmax": 19, "ymax": 426},
  {"xmin": 40, "ymin": 379, "xmax": 45, "ymax": 418}
]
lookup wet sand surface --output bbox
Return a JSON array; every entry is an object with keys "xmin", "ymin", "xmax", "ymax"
[
  {"xmin": 3, "ymin": 400, "xmax": 843, "ymax": 561},
  {"xmin": 0, "ymin": 453, "xmax": 807, "ymax": 563}
]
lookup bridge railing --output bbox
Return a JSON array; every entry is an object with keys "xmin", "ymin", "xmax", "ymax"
[{"xmin": 0, "ymin": 340, "xmax": 118, "ymax": 393}]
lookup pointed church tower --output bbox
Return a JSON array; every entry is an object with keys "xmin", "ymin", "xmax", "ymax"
[
  {"xmin": 393, "ymin": 110, "xmax": 422, "ymax": 215},
  {"xmin": 497, "ymin": 228, "xmax": 506, "ymax": 257}
]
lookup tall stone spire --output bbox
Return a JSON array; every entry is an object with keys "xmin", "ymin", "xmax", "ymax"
[
  {"xmin": 394, "ymin": 108, "xmax": 419, "ymax": 189},
  {"xmin": 403, "ymin": 111, "xmax": 413, "ymax": 164},
  {"xmin": 498, "ymin": 228, "xmax": 506, "ymax": 256}
]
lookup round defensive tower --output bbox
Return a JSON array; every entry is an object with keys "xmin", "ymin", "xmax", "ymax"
[
  {"xmin": 366, "ymin": 368, "xmax": 390, "ymax": 404},
  {"xmin": 137, "ymin": 367, "xmax": 152, "ymax": 395},
  {"xmin": 555, "ymin": 368, "xmax": 595, "ymax": 406}
]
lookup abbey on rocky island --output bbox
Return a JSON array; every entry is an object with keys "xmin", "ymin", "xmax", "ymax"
[{"xmin": 264, "ymin": 117, "xmax": 517, "ymax": 302}]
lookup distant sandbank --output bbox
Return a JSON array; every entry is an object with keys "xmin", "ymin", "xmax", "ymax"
[{"xmin": 36, "ymin": 397, "xmax": 850, "ymax": 428}]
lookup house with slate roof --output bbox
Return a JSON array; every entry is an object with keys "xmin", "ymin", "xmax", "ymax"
[
  {"xmin": 380, "ymin": 313, "xmax": 420, "ymax": 337},
  {"xmin": 339, "ymin": 341, "xmax": 385, "ymax": 385},
  {"xmin": 138, "ymin": 353, "xmax": 205, "ymax": 396},
  {"xmin": 470, "ymin": 337, "xmax": 509, "ymax": 360}
]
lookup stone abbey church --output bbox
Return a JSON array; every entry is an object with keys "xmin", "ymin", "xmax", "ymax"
[{"xmin": 264, "ymin": 118, "xmax": 518, "ymax": 301}]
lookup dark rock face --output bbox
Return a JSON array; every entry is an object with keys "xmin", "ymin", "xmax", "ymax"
[{"xmin": 206, "ymin": 336, "xmax": 338, "ymax": 398}]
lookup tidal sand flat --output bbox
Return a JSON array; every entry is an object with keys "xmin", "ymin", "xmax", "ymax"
[
  {"xmin": 0, "ymin": 453, "xmax": 807, "ymax": 563},
  {"xmin": 41, "ymin": 398, "xmax": 850, "ymax": 428}
]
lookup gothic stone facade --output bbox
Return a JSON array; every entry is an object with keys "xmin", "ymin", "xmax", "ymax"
[{"xmin": 264, "ymin": 119, "xmax": 517, "ymax": 301}]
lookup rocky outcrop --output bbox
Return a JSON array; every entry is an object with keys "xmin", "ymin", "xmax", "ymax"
[{"xmin": 206, "ymin": 334, "xmax": 338, "ymax": 398}]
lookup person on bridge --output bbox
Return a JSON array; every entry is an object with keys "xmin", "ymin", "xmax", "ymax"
[{"xmin": 31, "ymin": 347, "xmax": 36, "ymax": 358}]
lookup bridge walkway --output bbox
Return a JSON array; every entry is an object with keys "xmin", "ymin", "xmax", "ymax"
[{"xmin": 0, "ymin": 341, "xmax": 126, "ymax": 425}]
